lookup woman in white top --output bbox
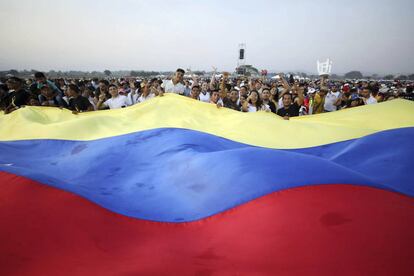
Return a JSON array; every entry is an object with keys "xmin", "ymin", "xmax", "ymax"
[
  {"xmin": 126, "ymin": 81, "xmax": 141, "ymax": 106},
  {"xmin": 138, "ymin": 79, "xmax": 162, "ymax": 103},
  {"xmin": 241, "ymin": 90, "xmax": 270, "ymax": 112},
  {"xmin": 199, "ymin": 82, "xmax": 211, "ymax": 103}
]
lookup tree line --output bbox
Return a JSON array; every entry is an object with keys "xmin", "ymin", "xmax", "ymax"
[{"xmin": 1, "ymin": 69, "xmax": 413, "ymax": 80}]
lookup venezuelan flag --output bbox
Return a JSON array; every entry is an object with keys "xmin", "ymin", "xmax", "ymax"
[{"xmin": 1, "ymin": 94, "xmax": 413, "ymax": 275}]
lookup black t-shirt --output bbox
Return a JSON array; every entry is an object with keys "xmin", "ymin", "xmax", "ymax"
[
  {"xmin": 68, "ymin": 95, "xmax": 92, "ymax": 111},
  {"xmin": 6, "ymin": 89, "xmax": 30, "ymax": 107},
  {"xmin": 224, "ymin": 98, "xmax": 240, "ymax": 111},
  {"xmin": 277, "ymin": 103, "xmax": 300, "ymax": 117}
]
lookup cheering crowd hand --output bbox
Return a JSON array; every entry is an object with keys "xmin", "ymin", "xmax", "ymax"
[
  {"xmin": 98, "ymin": 93, "xmax": 106, "ymax": 102},
  {"xmin": 129, "ymin": 80, "xmax": 136, "ymax": 91}
]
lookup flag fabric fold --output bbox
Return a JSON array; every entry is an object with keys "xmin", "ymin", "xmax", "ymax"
[{"xmin": 1, "ymin": 94, "xmax": 413, "ymax": 275}]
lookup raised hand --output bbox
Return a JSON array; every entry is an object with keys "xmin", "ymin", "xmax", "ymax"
[{"xmin": 99, "ymin": 93, "xmax": 106, "ymax": 101}]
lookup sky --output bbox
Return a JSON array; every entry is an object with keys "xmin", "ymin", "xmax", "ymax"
[{"xmin": 0, "ymin": 0, "xmax": 413, "ymax": 74}]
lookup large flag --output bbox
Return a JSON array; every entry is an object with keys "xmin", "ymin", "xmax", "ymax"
[{"xmin": 1, "ymin": 94, "xmax": 413, "ymax": 275}]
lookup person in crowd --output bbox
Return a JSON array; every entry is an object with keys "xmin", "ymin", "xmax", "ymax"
[
  {"xmin": 276, "ymin": 88, "xmax": 304, "ymax": 119},
  {"xmin": 261, "ymin": 87, "xmax": 277, "ymax": 113},
  {"xmin": 118, "ymin": 81, "xmax": 130, "ymax": 96},
  {"xmin": 239, "ymin": 85, "xmax": 249, "ymax": 101},
  {"xmin": 56, "ymin": 78, "xmax": 66, "ymax": 92},
  {"xmin": 224, "ymin": 89, "xmax": 241, "ymax": 111},
  {"xmin": 34, "ymin": 72, "xmax": 64, "ymax": 106},
  {"xmin": 312, "ymin": 87, "xmax": 328, "ymax": 114},
  {"xmin": 360, "ymin": 87, "xmax": 378, "ymax": 105},
  {"xmin": 189, "ymin": 85, "xmax": 201, "ymax": 100},
  {"xmin": 151, "ymin": 79, "xmax": 163, "ymax": 96},
  {"xmin": 276, "ymin": 75, "xmax": 292, "ymax": 109},
  {"xmin": 3, "ymin": 77, "xmax": 31, "ymax": 114},
  {"xmin": 210, "ymin": 89, "xmax": 223, "ymax": 108},
  {"xmin": 67, "ymin": 84, "xmax": 93, "ymax": 113},
  {"xmin": 82, "ymin": 86, "xmax": 97, "ymax": 110},
  {"xmin": 199, "ymin": 82, "xmax": 210, "ymax": 103},
  {"xmin": 183, "ymin": 79, "xmax": 192, "ymax": 96},
  {"xmin": 161, "ymin": 68, "xmax": 185, "ymax": 95},
  {"xmin": 138, "ymin": 80, "xmax": 157, "ymax": 103},
  {"xmin": 254, "ymin": 81, "xmax": 263, "ymax": 94},
  {"xmin": 39, "ymin": 84, "xmax": 65, "ymax": 108},
  {"xmin": 270, "ymin": 83, "xmax": 279, "ymax": 103},
  {"xmin": 324, "ymin": 84, "xmax": 342, "ymax": 112},
  {"xmin": 241, "ymin": 90, "xmax": 270, "ymax": 112},
  {"xmin": 219, "ymin": 72, "xmax": 231, "ymax": 103},
  {"xmin": 3, "ymin": 72, "xmax": 414, "ymax": 117},
  {"xmin": 95, "ymin": 79, "xmax": 110, "ymax": 101},
  {"xmin": 97, "ymin": 84, "xmax": 128, "ymax": 109},
  {"xmin": 345, "ymin": 94, "xmax": 365, "ymax": 108},
  {"xmin": 126, "ymin": 80, "xmax": 141, "ymax": 105}
]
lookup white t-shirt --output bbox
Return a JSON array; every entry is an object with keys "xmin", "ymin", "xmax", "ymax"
[
  {"xmin": 324, "ymin": 91, "xmax": 340, "ymax": 112},
  {"xmin": 138, "ymin": 93, "xmax": 155, "ymax": 103},
  {"xmin": 247, "ymin": 103, "xmax": 270, "ymax": 112},
  {"xmin": 278, "ymin": 98, "xmax": 284, "ymax": 109},
  {"xmin": 103, "ymin": 95, "xmax": 128, "ymax": 109},
  {"xmin": 199, "ymin": 91, "xmax": 210, "ymax": 103},
  {"xmin": 126, "ymin": 90, "xmax": 140, "ymax": 106},
  {"xmin": 161, "ymin": 80, "xmax": 185, "ymax": 94},
  {"xmin": 366, "ymin": 95, "xmax": 378, "ymax": 105}
]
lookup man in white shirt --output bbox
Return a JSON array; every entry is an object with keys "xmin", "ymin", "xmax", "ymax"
[
  {"xmin": 97, "ymin": 84, "xmax": 128, "ymax": 109},
  {"xmin": 324, "ymin": 85, "xmax": 342, "ymax": 112},
  {"xmin": 360, "ymin": 87, "xmax": 378, "ymax": 105},
  {"xmin": 161, "ymin": 68, "xmax": 186, "ymax": 95}
]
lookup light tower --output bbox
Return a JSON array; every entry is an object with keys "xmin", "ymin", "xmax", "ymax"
[
  {"xmin": 238, "ymin": 43, "xmax": 246, "ymax": 67},
  {"xmin": 236, "ymin": 43, "xmax": 246, "ymax": 75}
]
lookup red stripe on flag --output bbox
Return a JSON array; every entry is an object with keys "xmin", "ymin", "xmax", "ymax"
[{"xmin": 1, "ymin": 171, "xmax": 413, "ymax": 276}]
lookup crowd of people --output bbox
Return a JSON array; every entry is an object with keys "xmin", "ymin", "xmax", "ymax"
[{"xmin": 1, "ymin": 69, "xmax": 413, "ymax": 119}]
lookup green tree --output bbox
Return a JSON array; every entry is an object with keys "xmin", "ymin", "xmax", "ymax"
[
  {"xmin": 344, "ymin": 71, "xmax": 363, "ymax": 79},
  {"xmin": 397, "ymin": 75, "xmax": 408, "ymax": 80},
  {"xmin": 330, "ymin": 74, "xmax": 340, "ymax": 79},
  {"xmin": 104, "ymin": 70, "xmax": 112, "ymax": 77},
  {"xmin": 8, "ymin": 69, "xmax": 19, "ymax": 76},
  {"xmin": 383, "ymin": 74, "xmax": 394, "ymax": 80}
]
